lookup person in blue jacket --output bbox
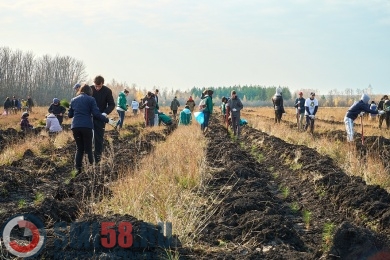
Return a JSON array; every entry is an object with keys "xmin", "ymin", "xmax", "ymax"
[
  {"xmin": 344, "ymin": 93, "xmax": 385, "ymax": 142},
  {"xmin": 68, "ymin": 84, "xmax": 116, "ymax": 175}
]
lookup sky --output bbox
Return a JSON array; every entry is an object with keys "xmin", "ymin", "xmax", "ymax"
[{"xmin": 1, "ymin": 0, "xmax": 389, "ymax": 95}]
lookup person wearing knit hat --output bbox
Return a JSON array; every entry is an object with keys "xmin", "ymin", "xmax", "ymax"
[
  {"xmin": 73, "ymin": 83, "xmax": 81, "ymax": 91},
  {"xmin": 272, "ymin": 87, "xmax": 285, "ymax": 123},
  {"xmin": 344, "ymin": 93, "xmax": 385, "ymax": 142},
  {"xmin": 48, "ymin": 97, "xmax": 66, "ymax": 125}
]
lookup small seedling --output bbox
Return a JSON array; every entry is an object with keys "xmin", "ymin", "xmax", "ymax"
[
  {"xmin": 302, "ymin": 209, "xmax": 312, "ymax": 229},
  {"xmin": 281, "ymin": 186, "xmax": 290, "ymax": 198},
  {"xmin": 34, "ymin": 192, "xmax": 45, "ymax": 205},
  {"xmin": 322, "ymin": 222, "xmax": 335, "ymax": 251},
  {"xmin": 18, "ymin": 199, "xmax": 27, "ymax": 208},
  {"xmin": 290, "ymin": 202, "xmax": 299, "ymax": 213}
]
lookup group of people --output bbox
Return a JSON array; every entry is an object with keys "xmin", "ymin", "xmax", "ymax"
[
  {"xmin": 3, "ymin": 96, "xmax": 34, "ymax": 115},
  {"xmin": 294, "ymin": 91, "xmax": 319, "ymax": 132}
]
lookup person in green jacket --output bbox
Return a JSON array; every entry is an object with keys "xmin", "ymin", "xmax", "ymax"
[
  {"xmin": 199, "ymin": 89, "xmax": 213, "ymax": 133},
  {"xmin": 158, "ymin": 112, "xmax": 172, "ymax": 126},
  {"xmin": 115, "ymin": 89, "xmax": 129, "ymax": 130},
  {"xmin": 179, "ymin": 105, "xmax": 192, "ymax": 125}
]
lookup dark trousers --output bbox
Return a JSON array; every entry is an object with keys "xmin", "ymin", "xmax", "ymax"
[
  {"xmin": 201, "ymin": 111, "xmax": 210, "ymax": 130},
  {"xmin": 274, "ymin": 110, "xmax": 283, "ymax": 123},
  {"xmin": 232, "ymin": 114, "xmax": 241, "ymax": 136},
  {"xmin": 116, "ymin": 110, "xmax": 125, "ymax": 128},
  {"xmin": 72, "ymin": 127, "xmax": 94, "ymax": 171},
  {"xmin": 93, "ymin": 119, "xmax": 106, "ymax": 163},
  {"xmin": 172, "ymin": 110, "xmax": 178, "ymax": 119},
  {"xmin": 56, "ymin": 115, "xmax": 64, "ymax": 125}
]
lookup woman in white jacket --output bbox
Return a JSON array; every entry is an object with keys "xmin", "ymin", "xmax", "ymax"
[{"xmin": 45, "ymin": 113, "xmax": 63, "ymax": 133}]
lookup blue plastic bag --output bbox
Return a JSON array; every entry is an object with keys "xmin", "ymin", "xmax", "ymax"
[{"xmin": 194, "ymin": 111, "xmax": 204, "ymax": 124}]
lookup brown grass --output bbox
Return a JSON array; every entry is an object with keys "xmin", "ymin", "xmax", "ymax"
[
  {"xmin": 242, "ymin": 107, "xmax": 390, "ymax": 191},
  {"xmin": 93, "ymin": 123, "xmax": 207, "ymax": 246}
]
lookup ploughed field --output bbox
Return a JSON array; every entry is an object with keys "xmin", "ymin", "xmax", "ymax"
[{"xmin": 1, "ymin": 108, "xmax": 390, "ymax": 259}]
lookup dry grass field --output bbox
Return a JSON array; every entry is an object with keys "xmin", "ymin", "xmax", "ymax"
[{"xmin": 1, "ymin": 106, "xmax": 390, "ymax": 259}]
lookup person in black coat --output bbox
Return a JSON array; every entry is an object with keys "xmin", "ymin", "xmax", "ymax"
[
  {"xmin": 48, "ymin": 98, "xmax": 67, "ymax": 125},
  {"xmin": 91, "ymin": 75, "xmax": 115, "ymax": 163},
  {"xmin": 3, "ymin": 97, "xmax": 12, "ymax": 115}
]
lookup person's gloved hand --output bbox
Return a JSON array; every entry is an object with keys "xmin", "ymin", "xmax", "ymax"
[
  {"xmin": 359, "ymin": 112, "xmax": 365, "ymax": 117},
  {"xmin": 310, "ymin": 115, "xmax": 315, "ymax": 119},
  {"xmin": 232, "ymin": 108, "xmax": 237, "ymax": 112},
  {"xmin": 144, "ymin": 101, "xmax": 148, "ymax": 104},
  {"xmin": 379, "ymin": 110, "xmax": 385, "ymax": 115},
  {"xmin": 108, "ymin": 118, "xmax": 117, "ymax": 127},
  {"xmin": 145, "ymin": 106, "xmax": 149, "ymax": 109},
  {"xmin": 102, "ymin": 113, "xmax": 107, "ymax": 117}
]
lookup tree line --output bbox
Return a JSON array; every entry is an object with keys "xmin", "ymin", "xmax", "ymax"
[
  {"xmin": 0, "ymin": 47, "xmax": 86, "ymax": 105},
  {"xmin": 0, "ymin": 46, "xmax": 382, "ymax": 108}
]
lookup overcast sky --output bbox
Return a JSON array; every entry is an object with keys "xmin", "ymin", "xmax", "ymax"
[{"xmin": 1, "ymin": 0, "xmax": 389, "ymax": 94}]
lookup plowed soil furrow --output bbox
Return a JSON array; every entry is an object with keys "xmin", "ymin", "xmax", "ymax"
[
  {"xmin": 188, "ymin": 117, "xmax": 390, "ymax": 259},
  {"xmin": 0, "ymin": 124, "xmax": 177, "ymax": 259}
]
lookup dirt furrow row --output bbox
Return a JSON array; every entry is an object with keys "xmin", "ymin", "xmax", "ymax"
[{"xmin": 188, "ymin": 116, "xmax": 390, "ymax": 259}]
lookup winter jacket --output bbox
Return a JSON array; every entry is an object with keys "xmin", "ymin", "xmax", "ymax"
[
  {"xmin": 170, "ymin": 98, "xmax": 180, "ymax": 110},
  {"xmin": 185, "ymin": 99, "xmax": 196, "ymax": 112},
  {"xmin": 227, "ymin": 96, "xmax": 243, "ymax": 117},
  {"xmin": 68, "ymin": 93, "xmax": 109, "ymax": 129},
  {"xmin": 45, "ymin": 114, "xmax": 62, "ymax": 132},
  {"xmin": 131, "ymin": 100, "xmax": 139, "ymax": 110},
  {"xmin": 200, "ymin": 95, "xmax": 213, "ymax": 114},
  {"xmin": 91, "ymin": 85, "xmax": 115, "ymax": 115},
  {"xmin": 345, "ymin": 100, "xmax": 379, "ymax": 121},
  {"xmin": 272, "ymin": 95, "xmax": 284, "ymax": 111},
  {"xmin": 20, "ymin": 117, "xmax": 33, "ymax": 131},
  {"xmin": 141, "ymin": 95, "xmax": 157, "ymax": 120},
  {"xmin": 48, "ymin": 103, "xmax": 66, "ymax": 115},
  {"xmin": 158, "ymin": 113, "xmax": 172, "ymax": 125},
  {"xmin": 179, "ymin": 108, "xmax": 192, "ymax": 125},
  {"xmin": 116, "ymin": 92, "xmax": 128, "ymax": 111},
  {"xmin": 3, "ymin": 99, "xmax": 11, "ymax": 109},
  {"xmin": 295, "ymin": 97, "xmax": 305, "ymax": 114}
]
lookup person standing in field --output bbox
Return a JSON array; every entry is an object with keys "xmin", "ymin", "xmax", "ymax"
[
  {"xmin": 199, "ymin": 90, "xmax": 213, "ymax": 134},
  {"xmin": 154, "ymin": 89, "xmax": 159, "ymax": 126},
  {"xmin": 141, "ymin": 91, "xmax": 157, "ymax": 127},
  {"xmin": 344, "ymin": 94, "xmax": 384, "ymax": 142},
  {"xmin": 3, "ymin": 97, "xmax": 12, "ymax": 115},
  {"xmin": 185, "ymin": 96, "xmax": 196, "ymax": 112},
  {"xmin": 228, "ymin": 90, "xmax": 244, "ymax": 138},
  {"xmin": 272, "ymin": 87, "xmax": 284, "ymax": 123},
  {"xmin": 377, "ymin": 96, "xmax": 386, "ymax": 129},
  {"xmin": 383, "ymin": 96, "xmax": 390, "ymax": 129},
  {"xmin": 304, "ymin": 92, "xmax": 319, "ymax": 132},
  {"xmin": 295, "ymin": 91, "xmax": 306, "ymax": 131},
  {"xmin": 27, "ymin": 96, "xmax": 34, "ymax": 113},
  {"xmin": 68, "ymin": 84, "xmax": 114, "ymax": 175},
  {"xmin": 91, "ymin": 75, "xmax": 116, "ymax": 164},
  {"xmin": 131, "ymin": 99, "xmax": 139, "ymax": 115},
  {"xmin": 170, "ymin": 96, "xmax": 181, "ymax": 120},
  {"xmin": 369, "ymin": 101, "xmax": 378, "ymax": 121},
  {"xmin": 115, "ymin": 89, "xmax": 129, "ymax": 131}
]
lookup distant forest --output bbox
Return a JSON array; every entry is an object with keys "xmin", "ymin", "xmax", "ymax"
[{"xmin": 0, "ymin": 46, "xmax": 380, "ymax": 107}]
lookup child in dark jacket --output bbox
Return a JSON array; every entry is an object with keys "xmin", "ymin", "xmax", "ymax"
[{"xmin": 20, "ymin": 112, "xmax": 33, "ymax": 131}]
